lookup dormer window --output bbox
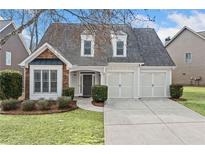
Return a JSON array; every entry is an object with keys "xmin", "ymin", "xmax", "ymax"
[
  {"xmin": 81, "ymin": 33, "xmax": 94, "ymax": 57},
  {"xmin": 111, "ymin": 31, "xmax": 127, "ymax": 57},
  {"xmin": 84, "ymin": 40, "xmax": 91, "ymax": 55},
  {"xmin": 116, "ymin": 41, "xmax": 124, "ymax": 56}
]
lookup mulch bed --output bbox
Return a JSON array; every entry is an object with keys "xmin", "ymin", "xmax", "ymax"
[
  {"xmin": 91, "ymin": 101, "xmax": 104, "ymax": 107},
  {"xmin": 0, "ymin": 101, "xmax": 78, "ymax": 115},
  {"xmin": 169, "ymin": 98, "xmax": 187, "ymax": 101}
]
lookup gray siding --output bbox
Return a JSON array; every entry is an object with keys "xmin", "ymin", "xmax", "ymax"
[{"xmin": 0, "ymin": 24, "xmax": 29, "ymax": 73}]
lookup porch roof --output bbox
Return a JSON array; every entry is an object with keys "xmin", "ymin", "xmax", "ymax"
[{"xmin": 30, "ymin": 58, "xmax": 64, "ymax": 65}]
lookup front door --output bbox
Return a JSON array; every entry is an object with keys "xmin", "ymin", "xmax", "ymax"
[{"xmin": 83, "ymin": 75, "xmax": 92, "ymax": 97}]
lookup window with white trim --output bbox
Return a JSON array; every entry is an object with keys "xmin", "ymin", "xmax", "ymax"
[
  {"xmin": 116, "ymin": 41, "xmax": 124, "ymax": 56},
  {"xmin": 50, "ymin": 70, "xmax": 57, "ymax": 92},
  {"xmin": 81, "ymin": 34, "xmax": 94, "ymax": 57},
  {"xmin": 185, "ymin": 53, "xmax": 192, "ymax": 63},
  {"xmin": 84, "ymin": 40, "xmax": 91, "ymax": 55},
  {"xmin": 111, "ymin": 31, "xmax": 127, "ymax": 57},
  {"xmin": 34, "ymin": 70, "xmax": 57, "ymax": 93},
  {"xmin": 34, "ymin": 70, "xmax": 41, "ymax": 92},
  {"xmin": 5, "ymin": 51, "xmax": 11, "ymax": 66}
]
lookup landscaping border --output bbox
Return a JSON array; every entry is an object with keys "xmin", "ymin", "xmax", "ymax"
[
  {"xmin": 0, "ymin": 101, "xmax": 78, "ymax": 115},
  {"xmin": 91, "ymin": 101, "xmax": 104, "ymax": 107}
]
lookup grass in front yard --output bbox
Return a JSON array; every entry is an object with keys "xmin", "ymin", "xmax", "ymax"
[
  {"xmin": 0, "ymin": 109, "xmax": 103, "ymax": 145},
  {"xmin": 178, "ymin": 86, "xmax": 205, "ymax": 116}
]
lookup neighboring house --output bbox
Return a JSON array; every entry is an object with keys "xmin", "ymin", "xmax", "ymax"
[
  {"xmin": 20, "ymin": 23, "xmax": 175, "ymax": 100},
  {"xmin": 0, "ymin": 20, "xmax": 31, "ymax": 73},
  {"xmin": 166, "ymin": 26, "xmax": 205, "ymax": 86}
]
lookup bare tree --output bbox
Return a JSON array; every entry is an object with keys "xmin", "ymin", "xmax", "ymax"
[
  {"xmin": 0, "ymin": 9, "xmax": 46, "ymax": 46},
  {"xmin": 0, "ymin": 9, "xmax": 155, "ymax": 50}
]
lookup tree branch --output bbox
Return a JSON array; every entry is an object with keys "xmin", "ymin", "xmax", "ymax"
[{"xmin": 0, "ymin": 9, "xmax": 46, "ymax": 46}]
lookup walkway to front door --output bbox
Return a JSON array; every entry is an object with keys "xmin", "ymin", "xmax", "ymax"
[
  {"xmin": 104, "ymin": 98, "xmax": 205, "ymax": 144},
  {"xmin": 76, "ymin": 97, "xmax": 103, "ymax": 112}
]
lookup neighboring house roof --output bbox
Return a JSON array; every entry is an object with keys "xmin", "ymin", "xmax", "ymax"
[
  {"xmin": 34, "ymin": 23, "xmax": 175, "ymax": 66},
  {"xmin": 197, "ymin": 31, "xmax": 205, "ymax": 37},
  {"xmin": 0, "ymin": 20, "xmax": 12, "ymax": 32},
  {"xmin": 165, "ymin": 26, "xmax": 205, "ymax": 48},
  {"xmin": 0, "ymin": 20, "xmax": 31, "ymax": 55}
]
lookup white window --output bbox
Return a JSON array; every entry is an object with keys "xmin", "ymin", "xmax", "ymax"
[
  {"xmin": 50, "ymin": 70, "xmax": 57, "ymax": 92},
  {"xmin": 34, "ymin": 70, "xmax": 57, "ymax": 93},
  {"xmin": 81, "ymin": 34, "xmax": 94, "ymax": 57},
  {"xmin": 111, "ymin": 31, "xmax": 127, "ymax": 57},
  {"xmin": 34, "ymin": 70, "xmax": 41, "ymax": 93},
  {"xmin": 116, "ymin": 41, "xmax": 124, "ymax": 56},
  {"xmin": 5, "ymin": 51, "xmax": 11, "ymax": 66},
  {"xmin": 84, "ymin": 40, "xmax": 92, "ymax": 55},
  {"xmin": 185, "ymin": 53, "xmax": 192, "ymax": 63}
]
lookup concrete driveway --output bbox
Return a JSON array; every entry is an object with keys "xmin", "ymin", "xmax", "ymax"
[{"xmin": 104, "ymin": 98, "xmax": 205, "ymax": 145}]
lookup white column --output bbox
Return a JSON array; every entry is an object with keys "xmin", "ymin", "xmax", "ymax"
[
  {"xmin": 100, "ymin": 72, "xmax": 105, "ymax": 85},
  {"xmin": 137, "ymin": 65, "xmax": 141, "ymax": 98}
]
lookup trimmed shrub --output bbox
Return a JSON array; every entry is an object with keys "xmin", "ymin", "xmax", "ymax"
[
  {"xmin": 63, "ymin": 87, "xmax": 75, "ymax": 100},
  {"xmin": 0, "ymin": 89, "xmax": 6, "ymax": 100},
  {"xmin": 22, "ymin": 100, "xmax": 36, "ymax": 111},
  {"xmin": 1, "ymin": 99, "xmax": 18, "ymax": 111},
  {"xmin": 58, "ymin": 96, "xmax": 72, "ymax": 109},
  {"xmin": 0, "ymin": 70, "xmax": 22, "ymax": 99},
  {"xmin": 92, "ymin": 85, "xmax": 108, "ymax": 102},
  {"xmin": 170, "ymin": 84, "xmax": 183, "ymax": 99},
  {"xmin": 37, "ymin": 99, "xmax": 51, "ymax": 110}
]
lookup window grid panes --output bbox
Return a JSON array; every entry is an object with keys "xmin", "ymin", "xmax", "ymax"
[
  {"xmin": 50, "ymin": 70, "xmax": 57, "ymax": 92},
  {"xmin": 34, "ymin": 70, "xmax": 41, "ymax": 92},
  {"xmin": 84, "ymin": 40, "xmax": 91, "ymax": 55},
  {"xmin": 116, "ymin": 41, "xmax": 124, "ymax": 56},
  {"xmin": 34, "ymin": 70, "xmax": 57, "ymax": 93},
  {"xmin": 42, "ymin": 70, "xmax": 49, "ymax": 92}
]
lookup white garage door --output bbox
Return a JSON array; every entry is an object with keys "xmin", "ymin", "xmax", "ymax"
[
  {"xmin": 107, "ymin": 72, "xmax": 134, "ymax": 98},
  {"xmin": 141, "ymin": 72, "xmax": 166, "ymax": 97}
]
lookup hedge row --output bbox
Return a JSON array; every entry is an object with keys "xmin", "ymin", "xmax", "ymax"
[{"xmin": 0, "ymin": 70, "xmax": 22, "ymax": 100}]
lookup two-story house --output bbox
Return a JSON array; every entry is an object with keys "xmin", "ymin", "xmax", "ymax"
[
  {"xmin": 166, "ymin": 26, "xmax": 205, "ymax": 86},
  {"xmin": 20, "ymin": 23, "xmax": 175, "ymax": 100},
  {"xmin": 0, "ymin": 20, "xmax": 31, "ymax": 73}
]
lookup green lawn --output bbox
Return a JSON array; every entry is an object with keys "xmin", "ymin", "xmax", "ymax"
[
  {"xmin": 0, "ymin": 109, "xmax": 104, "ymax": 145},
  {"xmin": 178, "ymin": 86, "xmax": 205, "ymax": 116}
]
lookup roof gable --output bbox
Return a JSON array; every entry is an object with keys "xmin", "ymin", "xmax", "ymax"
[
  {"xmin": 19, "ymin": 43, "xmax": 72, "ymax": 69},
  {"xmin": 165, "ymin": 26, "xmax": 205, "ymax": 47}
]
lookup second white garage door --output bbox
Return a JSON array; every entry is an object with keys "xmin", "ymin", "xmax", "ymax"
[
  {"xmin": 140, "ymin": 72, "xmax": 166, "ymax": 97},
  {"xmin": 107, "ymin": 72, "xmax": 134, "ymax": 98}
]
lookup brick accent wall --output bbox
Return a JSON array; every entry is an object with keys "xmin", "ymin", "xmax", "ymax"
[
  {"xmin": 24, "ymin": 48, "xmax": 69, "ymax": 99},
  {"xmin": 24, "ymin": 67, "xmax": 30, "ymax": 99},
  {"xmin": 63, "ymin": 64, "xmax": 69, "ymax": 89},
  {"xmin": 37, "ymin": 49, "xmax": 58, "ymax": 59}
]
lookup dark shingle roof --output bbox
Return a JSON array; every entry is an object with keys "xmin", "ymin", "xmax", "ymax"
[
  {"xmin": 30, "ymin": 59, "xmax": 63, "ymax": 65},
  {"xmin": 38, "ymin": 23, "xmax": 175, "ymax": 66}
]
